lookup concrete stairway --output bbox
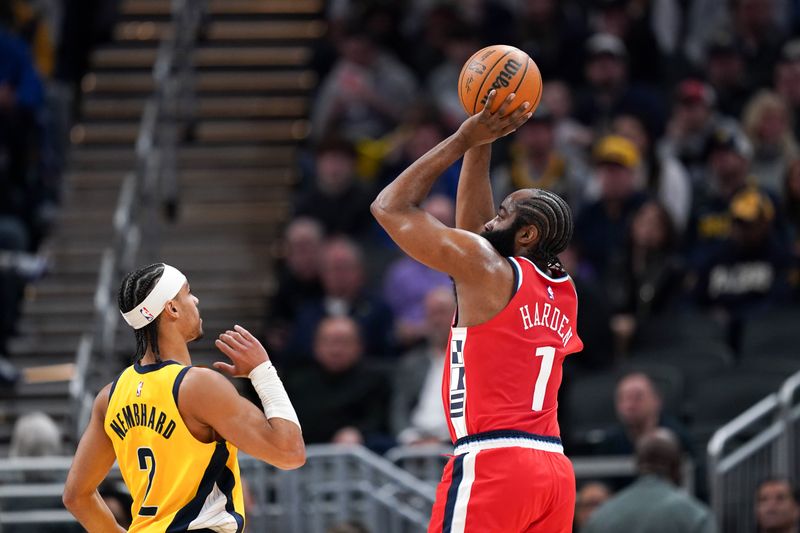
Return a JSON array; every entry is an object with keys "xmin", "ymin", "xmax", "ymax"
[{"xmin": 0, "ymin": 0, "xmax": 320, "ymax": 449}]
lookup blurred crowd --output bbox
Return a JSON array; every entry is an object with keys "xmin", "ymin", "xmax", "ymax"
[{"xmin": 264, "ymin": 0, "xmax": 800, "ymax": 520}]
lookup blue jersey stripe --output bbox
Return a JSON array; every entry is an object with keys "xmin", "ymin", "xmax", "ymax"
[
  {"xmin": 442, "ymin": 454, "xmax": 465, "ymax": 533},
  {"xmin": 166, "ymin": 442, "xmax": 230, "ymax": 531}
]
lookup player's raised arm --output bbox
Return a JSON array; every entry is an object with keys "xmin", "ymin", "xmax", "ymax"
[
  {"xmin": 456, "ymin": 143, "xmax": 495, "ymax": 233},
  {"xmin": 63, "ymin": 385, "xmax": 127, "ymax": 533},
  {"xmin": 454, "ymin": 93, "xmax": 525, "ymax": 233},
  {"xmin": 371, "ymin": 90, "xmax": 532, "ymax": 281},
  {"xmin": 180, "ymin": 325, "xmax": 305, "ymax": 470}
]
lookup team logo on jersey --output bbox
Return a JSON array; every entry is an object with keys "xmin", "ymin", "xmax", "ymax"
[
  {"xmin": 547, "ymin": 286, "xmax": 555, "ymax": 300},
  {"xmin": 449, "ymin": 338, "xmax": 466, "ymax": 418},
  {"xmin": 139, "ymin": 306, "xmax": 155, "ymax": 322},
  {"xmin": 136, "ymin": 381, "xmax": 143, "ymax": 397}
]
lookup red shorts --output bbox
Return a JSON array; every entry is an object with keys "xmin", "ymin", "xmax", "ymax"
[{"xmin": 428, "ymin": 434, "xmax": 575, "ymax": 533}]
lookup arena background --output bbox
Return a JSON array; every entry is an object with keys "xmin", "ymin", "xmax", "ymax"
[{"xmin": 0, "ymin": 0, "xmax": 799, "ymax": 531}]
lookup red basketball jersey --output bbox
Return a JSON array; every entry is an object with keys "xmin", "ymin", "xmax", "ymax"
[{"xmin": 442, "ymin": 256, "xmax": 583, "ymax": 442}]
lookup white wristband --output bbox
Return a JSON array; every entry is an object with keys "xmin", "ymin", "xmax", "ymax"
[{"xmin": 248, "ymin": 361, "xmax": 300, "ymax": 428}]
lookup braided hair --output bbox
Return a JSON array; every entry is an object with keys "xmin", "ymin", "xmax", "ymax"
[
  {"xmin": 118, "ymin": 263, "xmax": 166, "ymax": 362},
  {"xmin": 515, "ymin": 189, "xmax": 573, "ymax": 276}
]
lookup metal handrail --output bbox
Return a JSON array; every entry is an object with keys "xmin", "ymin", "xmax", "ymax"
[
  {"xmin": 708, "ymin": 369, "xmax": 800, "ymax": 529},
  {"xmin": 778, "ymin": 371, "xmax": 800, "ymax": 487},
  {"xmin": 707, "ymin": 393, "xmax": 779, "ymax": 459},
  {"xmin": 0, "ymin": 445, "xmax": 436, "ymax": 530}
]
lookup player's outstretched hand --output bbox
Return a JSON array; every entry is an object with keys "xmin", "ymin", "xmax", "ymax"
[
  {"xmin": 456, "ymin": 90, "xmax": 533, "ymax": 148},
  {"xmin": 213, "ymin": 324, "xmax": 271, "ymax": 378}
]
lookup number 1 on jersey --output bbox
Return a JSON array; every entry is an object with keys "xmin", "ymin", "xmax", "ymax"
[{"xmin": 532, "ymin": 346, "xmax": 556, "ymax": 411}]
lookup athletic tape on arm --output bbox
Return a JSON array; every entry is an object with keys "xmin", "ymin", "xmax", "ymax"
[{"xmin": 249, "ymin": 362, "xmax": 301, "ymax": 428}]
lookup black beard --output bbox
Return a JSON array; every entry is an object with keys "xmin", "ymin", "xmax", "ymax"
[{"xmin": 480, "ymin": 223, "xmax": 520, "ymax": 257}]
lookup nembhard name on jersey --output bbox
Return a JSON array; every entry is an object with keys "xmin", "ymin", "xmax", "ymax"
[
  {"xmin": 519, "ymin": 302, "xmax": 574, "ymax": 347},
  {"xmin": 108, "ymin": 403, "xmax": 177, "ymax": 440}
]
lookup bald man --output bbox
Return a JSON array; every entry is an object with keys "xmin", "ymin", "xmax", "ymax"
[{"xmin": 582, "ymin": 428, "xmax": 717, "ymax": 533}]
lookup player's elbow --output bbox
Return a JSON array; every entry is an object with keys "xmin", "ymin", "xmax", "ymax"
[
  {"xmin": 62, "ymin": 483, "xmax": 81, "ymax": 513},
  {"xmin": 370, "ymin": 196, "xmax": 388, "ymax": 221},
  {"xmin": 271, "ymin": 438, "xmax": 306, "ymax": 470},
  {"xmin": 260, "ymin": 421, "xmax": 306, "ymax": 469},
  {"xmin": 279, "ymin": 444, "xmax": 306, "ymax": 470}
]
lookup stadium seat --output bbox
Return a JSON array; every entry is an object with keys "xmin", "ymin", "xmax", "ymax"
[
  {"xmin": 565, "ymin": 372, "xmax": 619, "ymax": 449},
  {"xmin": 632, "ymin": 311, "xmax": 726, "ymax": 351},
  {"xmin": 741, "ymin": 307, "xmax": 800, "ymax": 359},
  {"xmin": 629, "ymin": 342, "xmax": 733, "ymax": 394},
  {"xmin": 736, "ymin": 356, "xmax": 800, "ymax": 380},
  {"xmin": 689, "ymin": 370, "xmax": 784, "ymax": 428}
]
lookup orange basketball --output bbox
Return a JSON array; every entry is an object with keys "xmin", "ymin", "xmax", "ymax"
[{"xmin": 458, "ymin": 45, "xmax": 543, "ymax": 116}]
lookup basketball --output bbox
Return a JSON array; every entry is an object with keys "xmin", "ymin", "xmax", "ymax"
[{"xmin": 458, "ymin": 45, "xmax": 543, "ymax": 116}]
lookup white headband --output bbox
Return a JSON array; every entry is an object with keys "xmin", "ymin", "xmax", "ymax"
[{"xmin": 120, "ymin": 265, "xmax": 187, "ymax": 330}]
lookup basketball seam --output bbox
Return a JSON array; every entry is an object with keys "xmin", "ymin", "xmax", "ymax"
[
  {"xmin": 509, "ymin": 56, "xmax": 530, "ymax": 102},
  {"xmin": 531, "ymin": 62, "xmax": 543, "ymax": 110},
  {"xmin": 471, "ymin": 49, "xmax": 516, "ymax": 115}
]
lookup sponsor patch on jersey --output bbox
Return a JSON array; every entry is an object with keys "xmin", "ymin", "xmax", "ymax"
[{"xmin": 547, "ymin": 286, "xmax": 555, "ymax": 300}]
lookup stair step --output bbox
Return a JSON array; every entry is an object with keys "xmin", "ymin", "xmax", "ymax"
[
  {"xmin": 65, "ymin": 187, "xmax": 291, "ymax": 208},
  {"xmin": 27, "ymin": 282, "xmax": 95, "ymax": 298},
  {"xmin": 8, "ymin": 344, "xmax": 83, "ymax": 365},
  {"xmin": 91, "ymin": 47, "xmax": 159, "ymax": 70},
  {"xmin": 114, "ymin": 20, "xmax": 326, "ymax": 42},
  {"xmin": 84, "ymin": 95, "xmax": 308, "ymax": 120},
  {"xmin": 49, "ymin": 225, "xmax": 114, "ymax": 240},
  {"xmin": 20, "ymin": 293, "xmax": 265, "ymax": 320},
  {"xmin": 177, "ymin": 201, "xmax": 291, "ymax": 224},
  {"xmin": 120, "ymin": 0, "xmax": 322, "ymax": 17},
  {"xmin": 196, "ymin": 119, "xmax": 310, "ymax": 143},
  {"xmin": 16, "ymin": 319, "xmax": 91, "ymax": 336},
  {"xmin": 196, "ymin": 71, "xmax": 316, "ymax": 93},
  {"xmin": 8, "ymin": 335, "xmax": 82, "ymax": 357},
  {"xmin": 71, "ymin": 145, "xmax": 296, "ymax": 170},
  {"xmin": 179, "ymin": 185, "xmax": 293, "ymax": 202},
  {"xmin": 0, "ymin": 380, "xmax": 70, "ymax": 399},
  {"xmin": 83, "ymin": 70, "xmax": 316, "ymax": 95},
  {"xmin": 207, "ymin": 20, "xmax": 325, "ymax": 41},
  {"xmin": 70, "ymin": 122, "xmax": 146, "ymax": 145},
  {"xmin": 58, "ymin": 199, "xmax": 288, "ymax": 225},
  {"xmin": 67, "ymin": 168, "xmax": 294, "ymax": 191},
  {"xmin": 0, "ymin": 398, "xmax": 74, "ymax": 419},
  {"xmin": 92, "ymin": 46, "xmax": 311, "ymax": 70},
  {"xmin": 179, "ymin": 167, "xmax": 295, "ymax": 185},
  {"xmin": 195, "ymin": 46, "xmax": 311, "ymax": 68}
]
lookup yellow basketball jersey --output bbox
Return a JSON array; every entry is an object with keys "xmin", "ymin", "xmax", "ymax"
[{"xmin": 105, "ymin": 360, "xmax": 245, "ymax": 532}]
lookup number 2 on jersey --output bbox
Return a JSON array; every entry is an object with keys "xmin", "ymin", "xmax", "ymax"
[
  {"xmin": 137, "ymin": 447, "xmax": 158, "ymax": 516},
  {"xmin": 532, "ymin": 346, "xmax": 556, "ymax": 411}
]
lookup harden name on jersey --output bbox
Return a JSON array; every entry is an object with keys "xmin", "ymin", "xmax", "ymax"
[
  {"xmin": 519, "ymin": 301, "xmax": 575, "ymax": 347},
  {"xmin": 108, "ymin": 402, "xmax": 177, "ymax": 440}
]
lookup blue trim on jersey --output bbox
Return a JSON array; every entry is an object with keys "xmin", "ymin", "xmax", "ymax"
[
  {"xmin": 106, "ymin": 365, "xmax": 131, "ymax": 405},
  {"xmin": 505, "ymin": 257, "xmax": 520, "ymax": 297},
  {"xmin": 218, "ymin": 461, "xmax": 245, "ymax": 532},
  {"xmin": 172, "ymin": 366, "xmax": 191, "ymax": 407},
  {"xmin": 134, "ymin": 359, "xmax": 181, "ymax": 374},
  {"xmin": 166, "ymin": 442, "xmax": 230, "ymax": 531},
  {"xmin": 442, "ymin": 454, "xmax": 465, "ymax": 533},
  {"xmin": 107, "ymin": 376, "xmax": 120, "ymax": 406},
  {"xmin": 454, "ymin": 429, "xmax": 562, "ymax": 448}
]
